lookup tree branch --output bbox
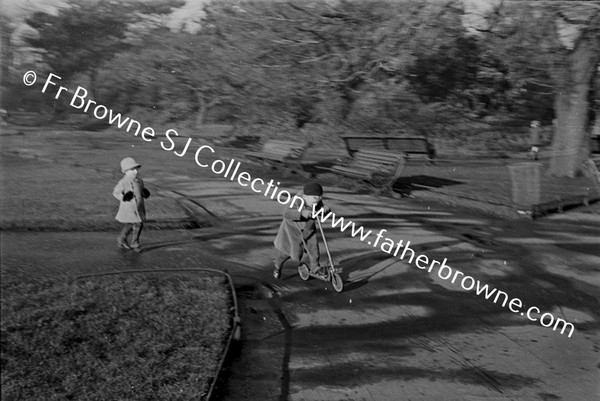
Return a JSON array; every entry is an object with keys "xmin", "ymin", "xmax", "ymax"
[{"xmin": 298, "ymin": 53, "xmax": 346, "ymax": 64}]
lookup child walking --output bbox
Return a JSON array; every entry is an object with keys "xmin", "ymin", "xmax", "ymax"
[
  {"xmin": 272, "ymin": 182, "xmax": 329, "ymax": 279},
  {"xmin": 113, "ymin": 157, "xmax": 150, "ymax": 250}
]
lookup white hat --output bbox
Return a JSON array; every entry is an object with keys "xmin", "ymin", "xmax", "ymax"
[{"xmin": 120, "ymin": 157, "xmax": 141, "ymax": 173}]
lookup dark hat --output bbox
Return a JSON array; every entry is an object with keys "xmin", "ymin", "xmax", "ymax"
[{"xmin": 303, "ymin": 182, "xmax": 323, "ymax": 196}]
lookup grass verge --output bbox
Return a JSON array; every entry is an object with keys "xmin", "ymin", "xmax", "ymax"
[
  {"xmin": 0, "ymin": 152, "xmax": 190, "ymax": 231},
  {"xmin": 1, "ymin": 273, "xmax": 232, "ymax": 400}
]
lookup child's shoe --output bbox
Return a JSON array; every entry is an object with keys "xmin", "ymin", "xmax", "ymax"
[
  {"xmin": 117, "ymin": 240, "xmax": 131, "ymax": 250},
  {"xmin": 130, "ymin": 242, "xmax": 141, "ymax": 250}
]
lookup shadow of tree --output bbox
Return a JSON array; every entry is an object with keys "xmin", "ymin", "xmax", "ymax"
[{"xmin": 392, "ymin": 174, "xmax": 463, "ymax": 196}]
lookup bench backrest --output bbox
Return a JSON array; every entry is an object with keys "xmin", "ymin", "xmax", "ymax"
[
  {"xmin": 300, "ymin": 147, "xmax": 350, "ymax": 163},
  {"xmin": 197, "ymin": 124, "xmax": 234, "ymax": 138},
  {"xmin": 342, "ymin": 136, "xmax": 434, "ymax": 158},
  {"xmin": 261, "ymin": 140, "xmax": 309, "ymax": 158},
  {"xmin": 386, "ymin": 137, "xmax": 432, "ymax": 155},
  {"xmin": 350, "ymin": 148, "xmax": 404, "ymax": 171}
]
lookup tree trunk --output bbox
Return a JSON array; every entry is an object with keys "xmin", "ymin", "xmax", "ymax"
[
  {"xmin": 549, "ymin": 37, "xmax": 598, "ymax": 177},
  {"xmin": 592, "ymin": 108, "xmax": 600, "ymax": 138}
]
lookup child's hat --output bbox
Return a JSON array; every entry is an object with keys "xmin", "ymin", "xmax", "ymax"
[
  {"xmin": 120, "ymin": 157, "xmax": 141, "ymax": 173},
  {"xmin": 303, "ymin": 182, "xmax": 323, "ymax": 196}
]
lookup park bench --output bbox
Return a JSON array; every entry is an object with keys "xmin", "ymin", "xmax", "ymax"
[
  {"xmin": 300, "ymin": 147, "xmax": 350, "ymax": 165},
  {"xmin": 341, "ymin": 135, "xmax": 435, "ymax": 161},
  {"xmin": 298, "ymin": 147, "xmax": 351, "ymax": 178},
  {"xmin": 328, "ymin": 148, "xmax": 407, "ymax": 190},
  {"xmin": 245, "ymin": 139, "xmax": 310, "ymax": 168}
]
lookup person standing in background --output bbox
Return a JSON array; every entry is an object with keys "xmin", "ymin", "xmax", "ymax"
[{"xmin": 529, "ymin": 120, "xmax": 541, "ymax": 160}]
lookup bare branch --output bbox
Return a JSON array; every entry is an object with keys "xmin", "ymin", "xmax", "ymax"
[
  {"xmin": 265, "ymin": 16, "xmax": 307, "ymax": 23},
  {"xmin": 255, "ymin": 63, "xmax": 292, "ymax": 68},
  {"xmin": 298, "ymin": 53, "xmax": 347, "ymax": 64},
  {"xmin": 332, "ymin": 70, "xmax": 368, "ymax": 84},
  {"xmin": 271, "ymin": 39, "xmax": 321, "ymax": 46}
]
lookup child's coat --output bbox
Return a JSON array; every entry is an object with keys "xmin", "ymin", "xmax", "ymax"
[
  {"xmin": 274, "ymin": 194, "xmax": 322, "ymax": 261},
  {"xmin": 112, "ymin": 175, "xmax": 148, "ymax": 223}
]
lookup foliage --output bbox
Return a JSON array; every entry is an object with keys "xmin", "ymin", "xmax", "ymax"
[
  {"xmin": 23, "ymin": 0, "xmax": 184, "ymax": 92},
  {"xmin": 409, "ymin": 36, "xmax": 481, "ymax": 102},
  {"xmin": 473, "ymin": 1, "xmax": 600, "ymax": 176},
  {"xmin": 12, "ymin": 0, "xmax": 599, "ymax": 167},
  {"xmin": 19, "ymin": 0, "xmax": 553, "ymax": 127},
  {"xmin": 192, "ymin": 1, "xmax": 474, "ymax": 128}
]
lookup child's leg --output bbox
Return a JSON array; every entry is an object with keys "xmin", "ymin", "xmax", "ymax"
[
  {"xmin": 305, "ymin": 236, "xmax": 321, "ymax": 273},
  {"xmin": 117, "ymin": 224, "xmax": 133, "ymax": 248},
  {"xmin": 130, "ymin": 223, "xmax": 144, "ymax": 248},
  {"xmin": 274, "ymin": 250, "xmax": 290, "ymax": 267},
  {"xmin": 273, "ymin": 249, "xmax": 290, "ymax": 278}
]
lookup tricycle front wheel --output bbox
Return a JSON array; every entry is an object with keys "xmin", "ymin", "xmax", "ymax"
[{"xmin": 331, "ymin": 273, "xmax": 343, "ymax": 292}]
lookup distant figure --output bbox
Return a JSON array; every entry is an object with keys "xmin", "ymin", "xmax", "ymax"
[
  {"xmin": 529, "ymin": 120, "xmax": 541, "ymax": 160},
  {"xmin": 272, "ymin": 182, "xmax": 330, "ymax": 279},
  {"xmin": 0, "ymin": 109, "xmax": 9, "ymax": 126},
  {"xmin": 112, "ymin": 157, "xmax": 150, "ymax": 250}
]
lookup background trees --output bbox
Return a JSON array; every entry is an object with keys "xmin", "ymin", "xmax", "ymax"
[
  {"xmin": 2, "ymin": 0, "xmax": 597, "ymax": 176},
  {"xmin": 467, "ymin": 1, "xmax": 600, "ymax": 177},
  {"xmin": 23, "ymin": 0, "xmax": 184, "ymax": 98}
]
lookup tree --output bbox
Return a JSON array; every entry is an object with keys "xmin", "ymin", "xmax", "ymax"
[
  {"xmin": 465, "ymin": 1, "xmax": 600, "ymax": 177},
  {"xmin": 409, "ymin": 36, "xmax": 481, "ymax": 102},
  {"xmin": 24, "ymin": 0, "xmax": 184, "ymax": 99},
  {"xmin": 200, "ymin": 0, "xmax": 469, "ymax": 128},
  {"xmin": 99, "ymin": 20, "xmax": 270, "ymax": 126},
  {"xmin": 549, "ymin": 7, "xmax": 599, "ymax": 176}
]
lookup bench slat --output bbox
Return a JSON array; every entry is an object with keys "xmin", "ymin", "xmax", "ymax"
[
  {"xmin": 245, "ymin": 139, "xmax": 310, "ymax": 168},
  {"xmin": 355, "ymin": 156, "xmax": 399, "ymax": 164},
  {"xmin": 329, "ymin": 147, "xmax": 406, "ymax": 190},
  {"xmin": 342, "ymin": 135, "xmax": 435, "ymax": 159},
  {"xmin": 330, "ymin": 166, "xmax": 372, "ymax": 178}
]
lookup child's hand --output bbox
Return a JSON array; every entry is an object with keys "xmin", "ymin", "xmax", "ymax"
[
  {"xmin": 123, "ymin": 191, "xmax": 134, "ymax": 202},
  {"xmin": 301, "ymin": 209, "xmax": 312, "ymax": 219},
  {"xmin": 142, "ymin": 188, "xmax": 150, "ymax": 198}
]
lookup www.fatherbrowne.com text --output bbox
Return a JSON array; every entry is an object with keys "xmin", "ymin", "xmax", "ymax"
[{"xmin": 310, "ymin": 204, "xmax": 575, "ymax": 338}]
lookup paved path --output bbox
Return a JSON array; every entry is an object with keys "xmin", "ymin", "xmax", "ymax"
[{"xmin": 160, "ymin": 172, "xmax": 600, "ymax": 401}]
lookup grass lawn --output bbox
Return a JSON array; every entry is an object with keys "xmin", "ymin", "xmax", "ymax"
[
  {"xmin": 1, "ymin": 273, "xmax": 232, "ymax": 400},
  {"xmin": 0, "ymin": 152, "xmax": 188, "ymax": 231}
]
